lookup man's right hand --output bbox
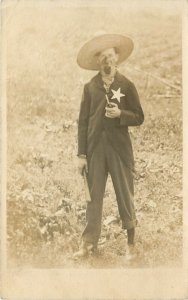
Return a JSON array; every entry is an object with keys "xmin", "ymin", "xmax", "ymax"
[{"xmin": 78, "ymin": 157, "xmax": 88, "ymax": 176}]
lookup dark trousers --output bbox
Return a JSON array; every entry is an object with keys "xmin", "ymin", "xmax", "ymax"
[{"xmin": 82, "ymin": 131, "xmax": 137, "ymax": 246}]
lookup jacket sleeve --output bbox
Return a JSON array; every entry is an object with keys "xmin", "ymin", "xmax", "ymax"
[
  {"xmin": 78, "ymin": 84, "xmax": 91, "ymax": 156},
  {"xmin": 120, "ymin": 82, "xmax": 144, "ymax": 126}
]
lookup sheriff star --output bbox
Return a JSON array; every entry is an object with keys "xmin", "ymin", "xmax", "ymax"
[{"xmin": 111, "ymin": 88, "xmax": 125, "ymax": 102}]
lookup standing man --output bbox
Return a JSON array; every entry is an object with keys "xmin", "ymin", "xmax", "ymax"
[{"xmin": 75, "ymin": 33, "xmax": 144, "ymax": 260}]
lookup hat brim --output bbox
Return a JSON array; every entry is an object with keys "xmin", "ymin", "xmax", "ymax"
[{"xmin": 77, "ymin": 34, "xmax": 134, "ymax": 70}]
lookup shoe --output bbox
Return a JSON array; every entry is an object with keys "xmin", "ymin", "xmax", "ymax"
[
  {"xmin": 125, "ymin": 244, "xmax": 137, "ymax": 262},
  {"xmin": 73, "ymin": 241, "xmax": 95, "ymax": 259}
]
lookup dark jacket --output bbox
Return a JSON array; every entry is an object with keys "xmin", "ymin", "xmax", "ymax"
[{"xmin": 78, "ymin": 71, "xmax": 144, "ymax": 170}]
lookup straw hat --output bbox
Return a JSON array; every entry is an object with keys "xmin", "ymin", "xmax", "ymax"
[{"xmin": 77, "ymin": 33, "xmax": 134, "ymax": 70}]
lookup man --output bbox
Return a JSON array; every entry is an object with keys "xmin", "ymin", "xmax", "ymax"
[{"xmin": 75, "ymin": 33, "xmax": 144, "ymax": 260}]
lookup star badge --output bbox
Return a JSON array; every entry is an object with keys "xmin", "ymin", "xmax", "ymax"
[{"xmin": 111, "ymin": 88, "xmax": 125, "ymax": 102}]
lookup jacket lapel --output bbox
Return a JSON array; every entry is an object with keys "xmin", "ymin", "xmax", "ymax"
[{"xmin": 93, "ymin": 72, "xmax": 105, "ymax": 92}]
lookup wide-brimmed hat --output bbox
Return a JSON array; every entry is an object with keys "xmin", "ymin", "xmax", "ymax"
[{"xmin": 77, "ymin": 33, "xmax": 134, "ymax": 70}]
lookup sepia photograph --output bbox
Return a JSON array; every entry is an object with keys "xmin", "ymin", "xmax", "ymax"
[{"xmin": 0, "ymin": 0, "xmax": 187, "ymax": 298}]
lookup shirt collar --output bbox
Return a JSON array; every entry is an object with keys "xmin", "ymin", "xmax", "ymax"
[{"xmin": 93, "ymin": 70, "xmax": 123, "ymax": 90}]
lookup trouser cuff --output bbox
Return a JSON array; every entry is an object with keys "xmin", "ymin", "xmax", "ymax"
[
  {"xmin": 82, "ymin": 236, "xmax": 98, "ymax": 248},
  {"xmin": 122, "ymin": 219, "xmax": 137, "ymax": 230}
]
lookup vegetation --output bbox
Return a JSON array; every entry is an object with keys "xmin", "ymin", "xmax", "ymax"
[{"xmin": 6, "ymin": 1, "xmax": 182, "ymax": 268}]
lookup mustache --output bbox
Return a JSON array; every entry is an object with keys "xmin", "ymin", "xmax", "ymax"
[{"xmin": 103, "ymin": 66, "xmax": 111, "ymax": 74}]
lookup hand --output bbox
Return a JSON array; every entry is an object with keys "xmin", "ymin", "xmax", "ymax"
[
  {"xmin": 105, "ymin": 103, "xmax": 121, "ymax": 118},
  {"xmin": 77, "ymin": 157, "xmax": 88, "ymax": 175}
]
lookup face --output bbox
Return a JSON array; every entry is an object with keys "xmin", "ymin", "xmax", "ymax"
[{"xmin": 97, "ymin": 48, "xmax": 118, "ymax": 75}]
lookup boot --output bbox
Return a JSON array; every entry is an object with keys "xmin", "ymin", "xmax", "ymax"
[
  {"xmin": 73, "ymin": 241, "xmax": 95, "ymax": 259},
  {"xmin": 125, "ymin": 244, "xmax": 137, "ymax": 261}
]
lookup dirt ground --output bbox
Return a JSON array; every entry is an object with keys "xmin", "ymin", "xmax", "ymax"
[{"xmin": 5, "ymin": 0, "xmax": 182, "ymax": 268}]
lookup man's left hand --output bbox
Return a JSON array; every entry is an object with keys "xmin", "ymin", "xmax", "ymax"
[{"xmin": 105, "ymin": 103, "xmax": 121, "ymax": 118}]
